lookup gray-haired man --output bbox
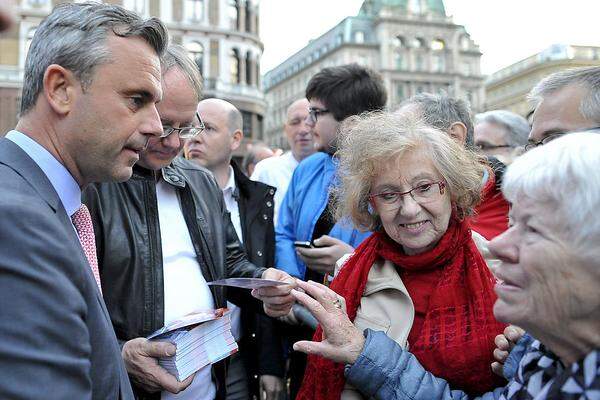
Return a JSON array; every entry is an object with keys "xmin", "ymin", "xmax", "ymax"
[
  {"xmin": 527, "ymin": 66, "xmax": 600, "ymax": 148},
  {"xmin": 474, "ymin": 110, "xmax": 530, "ymax": 165},
  {"xmin": 0, "ymin": 3, "xmax": 167, "ymax": 399}
]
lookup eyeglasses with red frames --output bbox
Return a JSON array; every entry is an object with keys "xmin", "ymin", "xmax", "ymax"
[{"xmin": 369, "ymin": 181, "xmax": 446, "ymax": 212}]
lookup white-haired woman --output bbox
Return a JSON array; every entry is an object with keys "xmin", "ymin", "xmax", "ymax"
[
  {"xmin": 293, "ymin": 131, "xmax": 600, "ymax": 399},
  {"xmin": 295, "ymin": 112, "xmax": 506, "ymax": 399}
]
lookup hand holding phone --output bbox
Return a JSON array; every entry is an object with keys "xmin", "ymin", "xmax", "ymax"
[{"xmin": 293, "ymin": 240, "xmax": 313, "ymax": 249}]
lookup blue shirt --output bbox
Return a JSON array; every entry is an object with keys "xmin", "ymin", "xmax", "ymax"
[
  {"xmin": 6, "ymin": 130, "xmax": 81, "ymax": 217},
  {"xmin": 275, "ymin": 152, "xmax": 371, "ymax": 278}
]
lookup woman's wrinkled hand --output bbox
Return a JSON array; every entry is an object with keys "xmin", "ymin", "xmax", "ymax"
[
  {"xmin": 491, "ymin": 325, "xmax": 525, "ymax": 377},
  {"xmin": 291, "ymin": 279, "xmax": 365, "ymax": 365}
]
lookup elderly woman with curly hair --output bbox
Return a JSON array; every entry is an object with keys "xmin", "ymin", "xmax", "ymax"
[
  {"xmin": 293, "ymin": 130, "xmax": 600, "ymax": 400},
  {"xmin": 295, "ymin": 111, "xmax": 507, "ymax": 400}
]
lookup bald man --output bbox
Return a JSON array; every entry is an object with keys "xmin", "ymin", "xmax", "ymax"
[
  {"xmin": 185, "ymin": 99, "xmax": 285, "ymax": 400},
  {"xmin": 251, "ymin": 98, "xmax": 315, "ymax": 225}
]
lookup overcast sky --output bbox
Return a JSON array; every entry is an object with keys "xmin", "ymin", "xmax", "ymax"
[{"xmin": 259, "ymin": 0, "xmax": 600, "ymax": 75}]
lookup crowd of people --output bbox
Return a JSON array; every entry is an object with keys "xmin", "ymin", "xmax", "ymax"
[{"xmin": 0, "ymin": 2, "xmax": 598, "ymax": 400}]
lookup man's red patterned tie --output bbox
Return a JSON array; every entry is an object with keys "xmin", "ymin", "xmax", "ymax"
[{"xmin": 71, "ymin": 204, "xmax": 102, "ymax": 293}]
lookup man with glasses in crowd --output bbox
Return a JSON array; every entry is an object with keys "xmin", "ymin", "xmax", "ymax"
[
  {"xmin": 83, "ymin": 45, "xmax": 295, "ymax": 400},
  {"xmin": 474, "ymin": 110, "xmax": 530, "ymax": 165},
  {"xmin": 527, "ymin": 66, "xmax": 600, "ymax": 149},
  {"xmin": 274, "ymin": 64, "xmax": 387, "ymax": 398}
]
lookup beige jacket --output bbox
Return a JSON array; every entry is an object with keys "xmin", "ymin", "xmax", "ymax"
[{"xmin": 341, "ymin": 259, "xmax": 415, "ymax": 400}]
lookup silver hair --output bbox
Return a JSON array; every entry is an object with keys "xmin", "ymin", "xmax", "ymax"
[
  {"xmin": 502, "ymin": 131, "xmax": 600, "ymax": 262},
  {"xmin": 162, "ymin": 44, "xmax": 203, "ymax": 103},
  {"xmin": 528, "ymin": 66, "xmax": 600, "ymax": 124},
  {"xmin": 20, "ymin": 2, "xmax": 168, "ymax": 115},
  {"xmin": 400, "ymin": 92, "xmax": 475, "ymax": 148},
  {"xmin": 475, "ymin": 110, "xmax": 530, "ymax": 147}
]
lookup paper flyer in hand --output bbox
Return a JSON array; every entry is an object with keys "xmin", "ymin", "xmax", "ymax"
[
  {"xmin": 147, "ymin": 308, "xmax": 227, "ymax": 339},
  {"xmin": 148, "ymin": 308, "xmax": 238, "ymax": 381},
  {"xmin": 207, "ymin": 277, "xmax": 287, "ymax": 289}
]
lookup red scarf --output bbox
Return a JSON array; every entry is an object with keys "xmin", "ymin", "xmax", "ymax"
[{"xmin": 297, "ymin": 219, "xmax": 506, "ymax": 399}]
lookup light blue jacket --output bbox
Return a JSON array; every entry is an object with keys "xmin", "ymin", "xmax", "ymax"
[
  {"xmin": 275, "ymin": 152, "xmax": 371, "ymax": 278},
  {"xmin": 345, "ymin": 330, "xmax": 533, "ymax": 400}
]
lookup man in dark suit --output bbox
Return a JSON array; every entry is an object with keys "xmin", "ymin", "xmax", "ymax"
[{"xmin": 0, "ymin": 3, "xmax": 167, "ymax": 399}]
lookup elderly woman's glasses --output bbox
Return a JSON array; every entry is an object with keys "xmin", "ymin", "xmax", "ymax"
[
  {"xmin": 160, "ymin": 112, "xmax": 205, "ymax": 139},
  {"xmin": 369, "ymin": 181, "xmax": 446, "ymax": 212},
  {"xmin": 307, "ymin": 107, "xmax": 330, "ymax": 123}
]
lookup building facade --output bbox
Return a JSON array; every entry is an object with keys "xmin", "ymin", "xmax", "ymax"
[
  {"xmin": 262, "ymin": 0, "xmax": 484, "ymax": 149},
  {"xmin": 0, "ymin": 0, "xmax": 266, "ymax": 143},
  {"xmin": 485, "ymin": 44, "xmax": 600, "ymax": 118}
]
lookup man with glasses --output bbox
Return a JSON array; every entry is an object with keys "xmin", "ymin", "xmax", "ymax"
[
  {"xmin": 83, "ymin": 45, "xmax": 294, "ymax": 400},
  {"xmin": 527, "ymin": 66, "xmax": 600, "ymax": 149},
  {"xmin": 274, "ymin": 64, "xmax": 387, "ymax": 398},
  {"xmin": 474, "ymin": 110, "xmax": 530, "ymax": 165}
]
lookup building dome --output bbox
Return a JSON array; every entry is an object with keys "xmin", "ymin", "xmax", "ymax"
[{"xmin": 358, "ymin": 0, "xmax": 446, "ymax": 17}]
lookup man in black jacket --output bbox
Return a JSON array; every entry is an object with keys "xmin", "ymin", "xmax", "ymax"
[
  {"xmin": 185, "ymin": 98, "xmax": 285, "ymax": 400},
  {"xmin": 83, "ymin": 44, "xmax": 294, "ymax": 400}
]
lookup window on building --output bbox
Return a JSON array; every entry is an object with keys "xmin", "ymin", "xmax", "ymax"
[
  {"xmin": 354, "ymin": 31, "xmax": 365, "ymax": 44},
  {"xmin": 416, "ymin": 84, "xmax": 425, "ymax": 94},
  {"xmin": 184, "ymin": 0, "xmax": 204, "ymax": 22},
  {"xmin": 255, "ymin": 60, "xmax": 260, "ymax": 87},
  {"xmin": 408, "ymin": 0, "xmax": 423, "ymax": 14},
  {"xmin": 27, "ymin": 0, "xmax": 48, "ymax": 7},
  {"xmin": 228, "ymin": 0, "xmax": 239, "ymax": 31},
  {"xmin": 241, "ymin": 110, "xmax": 252, "ymax": 137},
  {"xmin": 246, "ymin": 51, "xmax": 253, "ymax": 85},
  {"xmin": 410, "ymin": 37, "xmax": 426, "ymax": 49},
  {"xmin": 395, "ymin": 52, "xmax": 406, "ymax": 70},
  {"xmin": 460, "ymin": 35, "xmax": 470, "ymax": 51},
  {"xmin": 415, "ymin": 54, "xmax": 424, "ymax": 71},
  {"xmin": 462, "ymin": 62, "xmax": 471, "ymax": 76},
  {"xmin": 432, "ymin": 54, "xmax": 445, "ymax": 72},
  {"xmin": 230, "ymin": 48, "xmax": 240, "ymax": 84},
  {"xmin": 245, "ymin": 0, "xmax": 252, "ymax": 33},
  {"xmin": 185, "ymin": 41, "xmax": 204, "ymax": 75},
  {"xmin": 395, "ymin": 82, "xmax": 405, "ymax": 102},
  {"xmin": 431, "ymin": 39, "xmax": 445, "ymax": 51},
  {"xmin": 393, "ymin": 35, "xmax": 405, "ymax": 48}
]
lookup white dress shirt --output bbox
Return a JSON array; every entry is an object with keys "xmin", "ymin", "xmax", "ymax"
[
  {"xmin": 250, "ymin": 151, "xmax": 299, "ymax": 226},
  {"xmin": 156, "ymin": 178, "xmax": 216, "ymax": 400}
]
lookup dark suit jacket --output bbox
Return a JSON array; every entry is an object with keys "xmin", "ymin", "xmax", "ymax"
[{"xmin": 0, "ymin": 138, "xmax": 133, "ymax": 400}]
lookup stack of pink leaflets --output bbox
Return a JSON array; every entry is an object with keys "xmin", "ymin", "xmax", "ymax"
[{"xmin": 148, "ymin": 308, "xmax": 238, "ymax": 381}]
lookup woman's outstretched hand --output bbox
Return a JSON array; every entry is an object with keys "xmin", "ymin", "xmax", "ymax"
[{"xmin": 291, "ymin": 279, "xmax": 365, "ymax": 365}]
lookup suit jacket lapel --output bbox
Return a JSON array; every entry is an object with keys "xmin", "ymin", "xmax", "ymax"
[
  {"xmin": 0, "ymin": 138, "xmax": 111, "ymax": 320},
  {"xmin": 0, "ymin": 138, "xmax": 61, "ymax": 212}
]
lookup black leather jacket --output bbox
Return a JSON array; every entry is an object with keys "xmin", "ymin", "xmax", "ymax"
[{"xmin": 82, "ymin": 157, "xmax": 266, "ymax": 400}]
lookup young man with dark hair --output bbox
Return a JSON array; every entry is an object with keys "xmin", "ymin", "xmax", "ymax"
[{"xmin": 275, "ymin": 63, "xmax": 387, "ymax": 398}]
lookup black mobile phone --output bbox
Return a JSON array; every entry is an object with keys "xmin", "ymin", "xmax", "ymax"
[{"xmin": 293, "ymin": 240, "xmax": 313, "ymax": 249}]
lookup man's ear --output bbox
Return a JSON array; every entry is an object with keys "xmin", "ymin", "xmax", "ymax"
[
  {"xmin": 43, "ymin": 64, "xmax": 78, "ymax": 116},
  {"xmin": 447, "ymin": 121, "xmax": 467, "ymax": 146},
  {"xmin": 231, "ymin": 129, "xmax": 243, "ymax": 151}
]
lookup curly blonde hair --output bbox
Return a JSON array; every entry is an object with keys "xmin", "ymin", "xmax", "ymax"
[{"xmin": 333, "ymin": 111, "xmax": 486, "ymax": 231}]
